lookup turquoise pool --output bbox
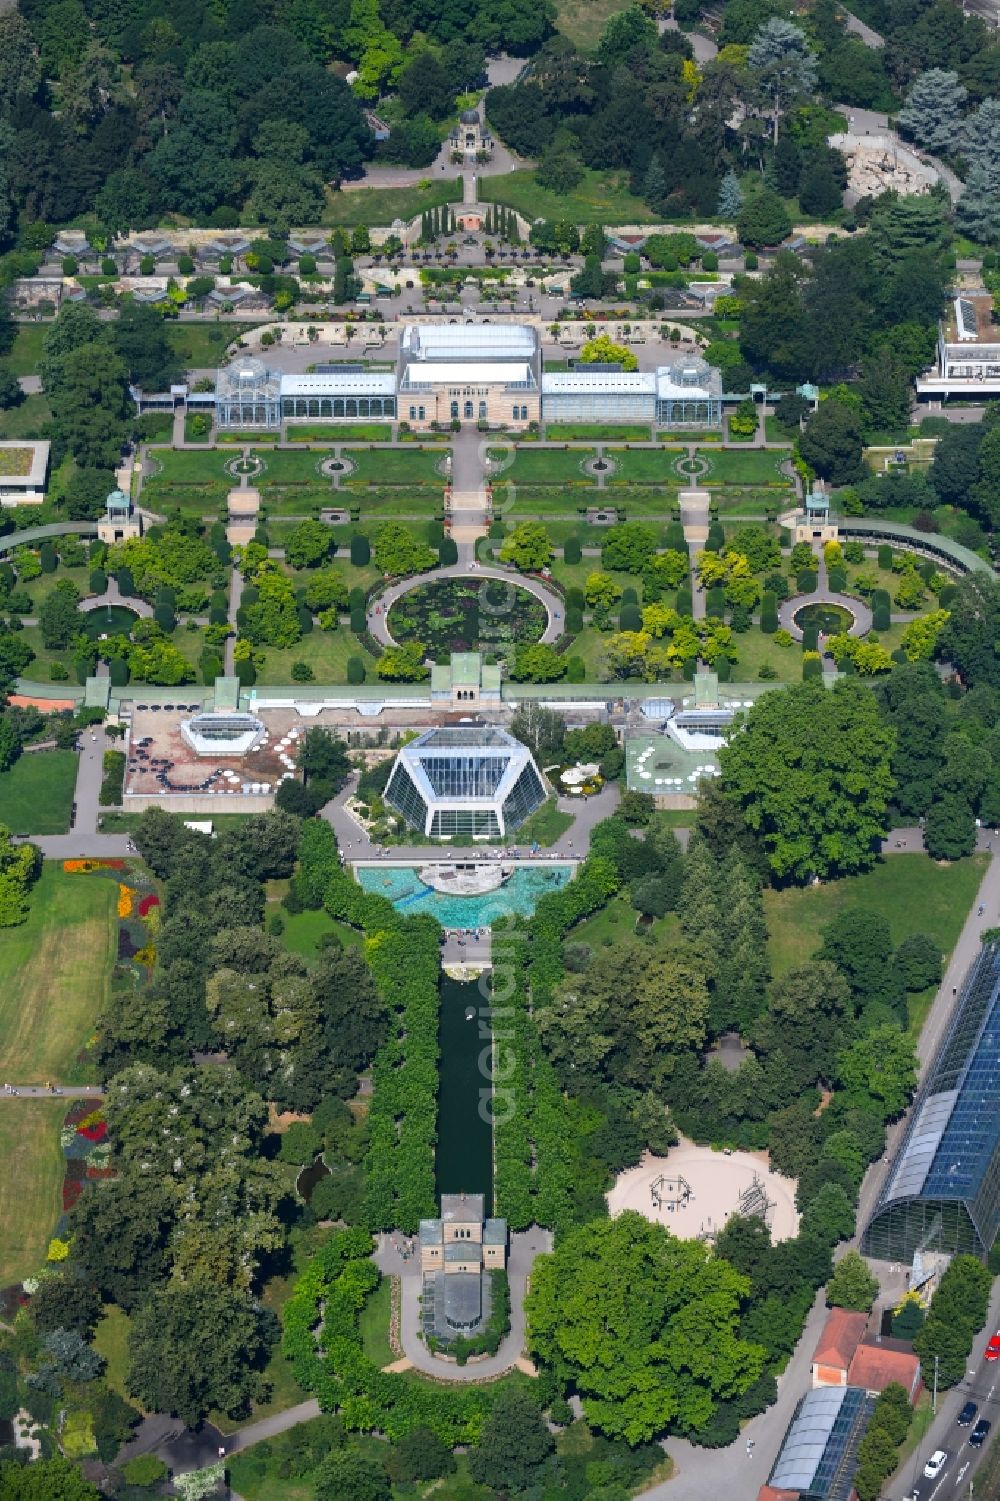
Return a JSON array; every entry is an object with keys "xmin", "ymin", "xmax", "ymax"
[{"xmin": 357, "ymin": 864, "xmax": 573, "ymax": 926}]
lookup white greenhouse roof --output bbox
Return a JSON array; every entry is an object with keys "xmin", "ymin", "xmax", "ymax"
[
  {"xmin": 399, "ymin": 361, "xmax": 534, "ymax": 387},
  {"xmin": 770, "ymin": 1387, "xmax": 849, "ymax": 1492},
  {"xmin": 542, "ymin": 370, "xmax": 657, "ymax": 394},
  {"xmin": 402, "ymin": 324, "xmax": 537, "ymax": 361},
  {"xmin": 280, "ymin": 372, "xmax": 397, "ymax": 396},
  {"xmin": 656, "ymin": 367, "xmax": 720, "ymax": 400}
]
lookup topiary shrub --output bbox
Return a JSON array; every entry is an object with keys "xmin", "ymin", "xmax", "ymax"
[
  {"xmin": 827, "ymin": 566, "xmax": 847, "ymax": 592},
  {"xmin": 563, "ymin": 536, "xmax": 582, "ymax": 565},
  {"xmin": 139, "ymin": 254, "xmax": 155, "ymax": 275},
  {"xmin": 108, "ymin": 657, "xmax": 130, "ymax": 686},
  {"xmin": 566, "ymin": 655, "xmax": 586, "ymax": 681},
  {"xmin": 877, "ymin": 544, "xmax": 892, "ymax": 570},
  {"xmin": 347, "ymin": 656, "xmax": 366, "ymax": 684},
  {"xmin": 803, "ymin": 651, "xmax": 823, "ymax": 679},
  {"xmin": 565, "ymin": 607, "xmax": 583, "ymax": 633},
  {"xmin": 89, "ymin": 568, "xmax": 107, "ymax": 595},
  {"xmin": 715, "ymin": 654, "xmax": 731, "ymax": 680},
  {"xmin": 705, "ymin": 586, "xmax": 726, "ymax": 617},
  {"xmin": 350, "ymin": 533, "xmax": 371, "ymax": 567},
  {"xmin": 801, "ymin": 623, "xmax": 819, "ymax": 653},
  {"xmin": 796, "ymin": 569, "xmax": 817, "ymax": 592},
  {"xmin": 620, "ymin": 603, "xmax": 642, "ymax": 631},
  {"xmin": 438, "ymin": 537, "xmax": 458, "ymax": 565},
  {"xmin": 676, "ymin": 586, "xmax": 693, "ymax": 616},
  {"xmin": 621, "ymin": 585, "xmax": 638, "ymax": 606},
  {"xmin": 291, "ymin": 660, "xmax": 315, "ymax": 681},
  {"xmin": 760, "ymin": 590, "xmax": 778, "ymax": 633}
]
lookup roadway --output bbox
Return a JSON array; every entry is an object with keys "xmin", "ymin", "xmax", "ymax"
[{"xmin": 889, "ymin": 1276, "xmax": 1000, "ymax": 1499}]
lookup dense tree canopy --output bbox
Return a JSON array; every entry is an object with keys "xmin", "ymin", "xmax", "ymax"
[
  {"xmin": 527, "ymin": 1213, "xmax": 765, "ymax": 1443},
  {"xmin": 719, "ymin": 680, "xmax": 896, "ymax": 882}
]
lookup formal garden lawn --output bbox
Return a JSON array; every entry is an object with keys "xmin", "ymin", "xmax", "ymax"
[
  {"xmin": 657, "ymin": 429, "xmax": 724, "ymax": 443},
  {"xmin": 324, "ymin": 179, "xmax": 460, "ymax": 227},
  {"xmin": 480, "ymin": 168, "xmax": 656, "ymax": 225},
  {"xmin": 252, "ymin": 628, "xmax": 379, "ymax": 685},
  {"xmin": 0, "ymin": 1100, "xmax": 65, "ymax": 1286},
  {"xmin": 387, "ymin": 576, "xmax": 547, "ymax": 656},
  {"xmin": 0, "ymin": 862, "xmax": 117, "ymax": 1081},
  {"xmin": 490, "ymin": 447, "xmax": 597, "ymax": 487},
  {"xmin": 0, "ymin": 750, "xmax": 78, "ymax": 834},
  {"xmin": 700, "ymin": 449, "xmax": 790, "ymax": 486},
  {"xmin": 344, "ymin": 446, "xmax": 448, "ymax": 486},
  {"xmin": 332, "ymin": 486, "xmax": 443, "ymax": 517},
  {"xmin": 604, "ymin": 447, "xmax": 685, "ymax": 485},
  {"xmin": 764, "ymin": 854, "xmax": 988, "ymax": 1034}
]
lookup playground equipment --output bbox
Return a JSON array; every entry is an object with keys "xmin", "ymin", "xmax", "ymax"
[
  {"xmin": 650, "ymin": 1173, "xmax": 693, "ymax": 1213},
  {"xmin": 738, "ymin": 1171, "xmax": 775, "ymax": 1225}
]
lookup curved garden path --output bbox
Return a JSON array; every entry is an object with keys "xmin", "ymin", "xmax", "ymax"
[
  {"xmin": 78, "ymin": 577, "xmax": 153, "ymax": 620},
  {"xmin": 778, "ymin": 590, "xmax": 873, "ymax": 641},
  {"xmin": 368, "ymin": 564, "xmax": 564, "ymax": 648}
]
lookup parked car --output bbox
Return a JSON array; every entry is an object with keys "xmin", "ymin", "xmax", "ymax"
[
  {"xmin": 970, "ymin": 1419, "xmax": 992, "ymax": 1447},
  {"xmin": 958, "ymin": 1400, "xmax": 978, "ymax": 1426},
  {"xmin": 924, "ymin": 1450, "xmax": 948, "ymax": 1479},
  {"xmin": 985, "ymin": 1334, "xmax": 1000, "ymax": 1361}
]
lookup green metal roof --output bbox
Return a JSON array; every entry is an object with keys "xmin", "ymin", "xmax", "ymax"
[{"xmin": 838, "ymin": 517, "xmax": 991, "ymax": 575}]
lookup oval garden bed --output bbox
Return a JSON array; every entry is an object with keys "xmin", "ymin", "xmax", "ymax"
[{"xmin": 386, "ymin": 576, "xmax": 549, "ymax": 656}]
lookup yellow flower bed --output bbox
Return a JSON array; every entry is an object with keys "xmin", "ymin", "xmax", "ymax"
[{"xmin": 117, "ymin": 884, "xmax": 134, "ymax": 917}]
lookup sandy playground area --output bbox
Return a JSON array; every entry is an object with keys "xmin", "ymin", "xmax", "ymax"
[{"xmin": 607, "ymin": 1139, "xmax": 800, "ymax": 1244}]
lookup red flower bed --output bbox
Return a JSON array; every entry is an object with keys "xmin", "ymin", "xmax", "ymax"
[
  {"xmin": 85, "ymin": 1165, "xmax": 116, "ymax": 1180},
  {"xmin": 62, "ymin": 1178, "xmax": 82, "ymax": 1211},
  {"xmin": 64, "ymin": 1159, "xmax": 86, "ymax": 1183},
  {"xmin": 138, "ymin": 894, "xmax": 160, "ymax": 917},
  {"xmin": 78, "ymin": 1121, "xmax": 107, "ymax": 1142}
]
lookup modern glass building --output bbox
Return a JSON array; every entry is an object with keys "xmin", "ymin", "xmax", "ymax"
[
  {"xmin": 384, "ymin": 726, "xmax": 546, "ymax": 839},
  {"xmin": 861, "ymin": 942, "xmax": 1000, "ymax": 1265}
]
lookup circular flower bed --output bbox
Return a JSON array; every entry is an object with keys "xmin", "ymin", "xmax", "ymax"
[{"xmin": 386, "ymin": 576, "xmax": 549, "ymax": 656}]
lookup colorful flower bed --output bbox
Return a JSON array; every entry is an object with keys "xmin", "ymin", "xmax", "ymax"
[
  {"xmin": 137, "ymin": 893, "xmax": 159, "ymax": 917},
  {"xmin": 63, "ymin": 858, "xmax": 125, "ymax": 873},
  {"xmin": 56, "ymin": 1100, "xmax": 112, "ymax": 1228},
  {"xmin": 117, "ymin": 884, "xmax": 134, "ymax": 918}
]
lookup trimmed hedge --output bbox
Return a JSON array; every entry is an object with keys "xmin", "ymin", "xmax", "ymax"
[
  {"xmin": 282, "ymin": 1227, "xmax": 503, "ymax": 1443},
  {"xmin": 320, "ymin": 836, "xmax": 439, "ymax": 1233},
  {"xmin": 492, "ymin": 855, "xmax": 620, "ymax": 1234}
]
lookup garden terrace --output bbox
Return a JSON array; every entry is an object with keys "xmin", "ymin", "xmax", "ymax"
[{"xmin": 123, "ymin": 705, "xmax": 301, "ymax": 809}]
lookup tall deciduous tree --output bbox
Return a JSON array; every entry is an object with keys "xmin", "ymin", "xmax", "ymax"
[
  {"xmin": 719, "ymin": 679, "xmax": 895, "ymax": 881},
  {"xmin": 526, "ymin": 1213, "xmax": 766, "ymax": 1443}
]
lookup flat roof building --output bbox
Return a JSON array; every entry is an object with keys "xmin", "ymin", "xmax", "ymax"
[
  {"xmin": 0, "ymin": 441, "xmax": 50, "ymax": 506},
  {"xmin": 862, "ymin": 941, "xmax": 1000, "ymax": 1265},
  {"xmin": 385, "ymin": 724, "xmax": 546, "ymax": 839},
  {"xmin": 917, "ymin": 294, "xmax": 1000, "ymax": 399}
]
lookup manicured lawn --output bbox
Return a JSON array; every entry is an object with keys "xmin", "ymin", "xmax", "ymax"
[
  {"xmin": 257, "ymin": 449, "xmax": 333, "ymax": 486},
  {"xmin": 281, "ymin": 909, "xmax": 365, "ymax": 959},
  {"xmin": 0, "ymin": 750, "xmax": 78, "ymax": 834},
  {"xmin": 569, "ymin": 891, "xmax": 681, "ymax": 950},
  {"xmin": 0, "ymin": 862, "xmax": 117, "ymax": 1082},
  {"xmin": 556, "ymin": 0, "xmax": 633, "ymax": 48},
  {"xmin": 701, "ymin": 449, "xmax": 789, "ymax": 486},
  {"xmin": 604, "ymin": 447, "xmax": 685, "ymax": 485},
  {"xmin": 480, "ymin": 168, "xmax": 657, "ymax": 225},
  {"xmin": 324, "ymin": 180, "xmax": 461, "ymax": 228},
  {"xmin": 0, "ymin": 1100, "xmax": 65, "ymax": 1286},
  {"xmin": 333, "ymin": 486, "xmax": 443, "ymax": 518},
  {"xmin": 358, "ymin": 1275, "xmax": 395, "ymax": 1368},
  {"xmin": 165, "ymin": 322, "xmax": 255, "ymax": 368},
  {"xmin": 492, "ymin": 447, "xmax": 597, "ymax": 487},
  {"xmin": 546, "ymin": 424, "xmax": 652, "ymax": 441},
  {"xmin": 285, "ymin": 424, "xmax": 393, "ymax": 443},
  {"xmin": 93, "ymin": 1306, "xmax": 133, "ymax": 1402},
  {"xmin": 515, "ymin": 797, "xmax": 574, "ymax": 848},
  {"xmin": 254, "ymin": 628, "xmax": 379, "ymax": 685},
  {"xmin": 345, "ymin": 446, "xmax": 448, "ymax": 486},
  {"xmin": 0, "ymin": 392, "xmax": 52, "ymax": 440},
  {"xmin": 8, "ymin": 324, "xmax": 46, "ymax": 377},
  {"xmin": 140, "ymin": 447, "xmax": 230, "ymax": 515},
  {"xmin": 764, "ymin": 855, "xmax": 988, "ymax": 991},
  {"xmin": 729, "ymin": 630, "xmax": 808, "ymax": 685}
]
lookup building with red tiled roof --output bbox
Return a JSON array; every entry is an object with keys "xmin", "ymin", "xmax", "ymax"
[
  {"xmin": 848, "ymin": 1341, "xmax": 922, "ymax": 1402},
  {"xmin": 757, "ymin": 1487, "xmax": 801, "ymax": 1500},
  {"xmin": 811, "ymin": 1308, "xmax": 868, "ymax": 1387}
]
